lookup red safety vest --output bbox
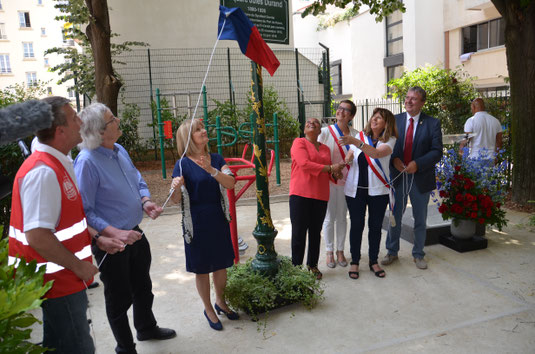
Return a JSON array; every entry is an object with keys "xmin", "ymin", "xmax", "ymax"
[{"xmin": 9, "ymin": 151, "xmax": 93, "ymax": 298}]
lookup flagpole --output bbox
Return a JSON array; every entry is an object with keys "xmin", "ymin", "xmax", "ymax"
[{"xmin": 250, "ymin": 61, "xmax": 279, "ymax": 276}]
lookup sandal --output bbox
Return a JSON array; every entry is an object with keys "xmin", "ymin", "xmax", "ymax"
[
  {"xmin": 369, "ymin": 263, "xmax": 386, "ymax": 278},
  {"xmin": 326, "ymin": 252, "xmax": 336, "ymax": 268},
  {"xmin": 308, "ymin": 266, "xmax": 323, "ymax": 280},
  {"xmin": 348, "ymin": 262, "xmax": 359, "ymax": 280},
  {"xmin": 336, "ymin": 251, "xmax": 348, "ymax": 267}
]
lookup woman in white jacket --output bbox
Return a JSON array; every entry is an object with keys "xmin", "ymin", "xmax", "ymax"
[{"xmin": 338, "ymin": 108, "xmax": 398, "ymax": 280}]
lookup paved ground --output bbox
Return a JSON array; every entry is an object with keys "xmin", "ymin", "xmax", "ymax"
[{"xmin": 30, "ymin": 198, "xmax": 535, "ymax": 353}]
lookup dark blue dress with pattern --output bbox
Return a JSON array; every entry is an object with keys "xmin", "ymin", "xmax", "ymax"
[{"xmin": 172, "ymin": 153, "xmax": 234, "ymax": 274}]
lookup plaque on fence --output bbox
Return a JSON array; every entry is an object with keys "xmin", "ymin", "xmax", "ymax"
[{"xmin": 220, "ymin": 0, "xmax": 289, "ymax": 45}]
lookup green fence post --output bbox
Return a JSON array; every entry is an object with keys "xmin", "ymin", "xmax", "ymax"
[
  {"xmin": 216, "ymin": 115, "xmax": 223, "ymax": 155},
  {"xmin": 202, "ymin": 85, "xmax": 208, "ymax": 121},
  {"xmin": 148, "ymin": 48, "xmax": 157, "ymax": 160},
  {"xmin": 273, "ymin": 112, "xmax": 281, "ymax": 186},
  {"xmin": 156, "ymin": 88, "xmax": 166, "ymax": 179}
]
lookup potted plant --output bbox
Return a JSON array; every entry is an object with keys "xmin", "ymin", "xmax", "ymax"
[{"xmin": 434, "ymin": 147, "xmax": 508, "ymax": 238}]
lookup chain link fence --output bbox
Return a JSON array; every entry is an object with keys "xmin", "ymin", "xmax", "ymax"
[{"xmin": 114, "ymin": 47, "xmax": 329, "ymax": 153}]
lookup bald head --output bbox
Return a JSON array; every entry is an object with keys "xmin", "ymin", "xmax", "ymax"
[{"xmin": 471, "ymin": 98, "xmax": 486, "ymax": 114}]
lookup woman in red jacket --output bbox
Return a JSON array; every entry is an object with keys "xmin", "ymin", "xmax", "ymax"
[{"xmin": 289, "ymin": 117, "xmax": 344, "ymax": 280}]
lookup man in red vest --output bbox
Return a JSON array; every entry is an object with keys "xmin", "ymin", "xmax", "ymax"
[{"xmin": 8, "ymin": 96, "xmax": 116, "ymax": 353}]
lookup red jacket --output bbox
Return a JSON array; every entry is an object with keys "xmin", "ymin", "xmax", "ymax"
[{"xmin": 9, "ymin": 151, "xmax": 93, "ymax": 298}]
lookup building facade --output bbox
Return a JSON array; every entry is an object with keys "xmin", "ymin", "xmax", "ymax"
[
  {"xmin": 0, "ymin": 0, "xmax": 77, "ymax": 99},
  {"xmin": 293, "ymin": 0, "xmax": 507, "ymax": 101}
]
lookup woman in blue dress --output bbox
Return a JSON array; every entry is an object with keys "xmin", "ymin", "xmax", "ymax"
[{"xmin": 170, "ymin": 118, "xmax": 238, "ymax": 331}]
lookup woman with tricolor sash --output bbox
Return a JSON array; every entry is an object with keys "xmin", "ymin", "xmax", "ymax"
[{"xmin": 338, "ymin": 108, "xmax": 398, "ymax": 280}]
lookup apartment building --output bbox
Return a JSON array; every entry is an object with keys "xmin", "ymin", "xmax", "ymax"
[
  {"xmin": 0, "ymin": 0, "xmax": 77, "ymax": 99},
  {"xmin": 293, "ymin": 0, "xmax": 508, "ymax": 100}
]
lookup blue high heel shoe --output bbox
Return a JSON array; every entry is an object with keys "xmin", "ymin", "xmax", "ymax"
[
  {"xmin": 214, "ymin": 303, "xmax": 239, "ymax": 320},
  {"xmin": 204, "ymin": 310, "xmax": 223, "ymax": 331}
]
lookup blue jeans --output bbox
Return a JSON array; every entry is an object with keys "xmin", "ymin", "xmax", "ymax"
[
  {"xmin": 42, "ymin": 289, "xmax": 94, "ymax": 354},
  {"xmin": 386, "ymin": 177, "xmax": 430, "ymax": 259}
]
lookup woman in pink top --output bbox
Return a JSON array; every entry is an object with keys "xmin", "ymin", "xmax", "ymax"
[{"xmin": 290, "ymin": 117, "xmax": 344, "ymax": 280}]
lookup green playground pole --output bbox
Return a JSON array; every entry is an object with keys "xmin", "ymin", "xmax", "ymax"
[
  {"xmin": 273, "ymin": 112, "xmax": 281, "ymax": 186},
  {"xmin": 216, "ymin": 115, "xmax": 223, "ymax": 155},
  {"xmin": 156, "ymin": 88, "xmax": 166, "ymax": 179}
]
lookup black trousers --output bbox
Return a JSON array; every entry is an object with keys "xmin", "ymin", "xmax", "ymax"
[
  {"xmin": 93, "ymin": 226, "xmax": 156, "ymax": 354},
  {"xmin": 346, "ymin": 190, "xmax": 389, "ymax": 265},
  {"xmin": 289, "ymin": 195, "xmax": 328, "ymax": 268}
]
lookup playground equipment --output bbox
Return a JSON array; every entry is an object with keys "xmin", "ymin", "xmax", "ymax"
[{"xmin": 155, "ymin": 86, "xmax": 280, "ymax": 263}]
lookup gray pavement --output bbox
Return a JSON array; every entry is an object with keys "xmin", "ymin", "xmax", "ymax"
[{"xmin": 30, "ymin": 198, "xmax": 535, "ymax": 353}]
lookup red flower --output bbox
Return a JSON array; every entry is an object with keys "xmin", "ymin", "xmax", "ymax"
[
  {"xmin": 486, "ymin": 209, "xmax": 492, "ymax": 217},
  {"xmin": 439, "ymin": 190, "xmax": 447, "ymax": 198},
  {"xmin": 452, "ymin": 204, "xmax": 463, "ymax": 214},
  {"xmin": 471, "ymin": 204, "xmax": 478, "ymax": 211},
  {"xmin": 455, "ymin": 166, "xmax": 461, "ymax": 172},
  {"xmin": 470, "ymin": 212, "xmax": 477, "ymax": 219},
  {"xmin": 438, "ymin": 204, "xmax": 448, "ymax": 213},
  {"xmin": 478, "ymin": 218, "xmax": 485, "ymax": 224},
  {"xmin": 455, "ymin": 193, "xmax": 463, "ymax": 202},
  {"xmin": 466, "ymin": 194, "xmax": 476, "ymax": 202}
]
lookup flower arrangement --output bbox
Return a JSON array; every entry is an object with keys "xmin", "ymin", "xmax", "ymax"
[{"xmin": 433, "ymin": 147, "xmax": 508, "ymax": 230}]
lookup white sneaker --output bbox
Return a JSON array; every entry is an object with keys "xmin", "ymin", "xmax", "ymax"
[{"xmin": 414, "ymin": 258, "xmax": 428, "ymax": 269}]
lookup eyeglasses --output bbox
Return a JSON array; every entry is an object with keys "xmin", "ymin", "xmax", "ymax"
[
  {"xmin": 104, "ymin": 115, "xmax": 119, "ymax": 127},
  {"xmin": 337, "ymin": 106, "xmax": 352, "ymax": 114}
]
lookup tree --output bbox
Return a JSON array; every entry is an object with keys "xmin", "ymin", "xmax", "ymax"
[
  {"xmin": 302, "ymin": 0, "xmax": 405, "ymax": 21},
  {"xmin": 490, "ymin": 0, "xmax": 535, "ymax": 205},
  {"xmin": 306, "ymin": 0, "xmax": 535, "ymax": 205},
  {"xmin": 46, "ymin": 0, "xmax": 145, "ymax": 115}
]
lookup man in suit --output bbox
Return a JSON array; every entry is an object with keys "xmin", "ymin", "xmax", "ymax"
[{"xmin": 381, "ymin": 86, "xmax": 443, "ymax": 269}]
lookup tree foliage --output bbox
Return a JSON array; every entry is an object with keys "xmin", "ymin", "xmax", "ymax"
[
  {"xmin": 45, "ymin": 0, "xmax": 146, "ymax": 108},
  {"xmin": 302, "ymin": 0, "xmax": 405, "ymax": 22},
  {"xmin": 387, "ymin": 65, "xmax": 478, "ymax": 134}
]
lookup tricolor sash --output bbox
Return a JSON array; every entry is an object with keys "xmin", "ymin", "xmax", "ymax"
[
  {"xmin": 328, "ymin": 124, "xmax": 350, "ymax": 170},
  {"xmin": 359, "ymin": 131, "xmax": 396, "ymax": 227}
]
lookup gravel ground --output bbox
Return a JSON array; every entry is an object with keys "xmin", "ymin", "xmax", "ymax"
[{"xmin": 138, "ymin": 159, "xmax": 292, "ymax": 207}]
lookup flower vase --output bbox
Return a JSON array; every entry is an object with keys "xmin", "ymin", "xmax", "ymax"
[{"xmin": 450, "ymin": 219, "xmax": 476, "ymax": 239}]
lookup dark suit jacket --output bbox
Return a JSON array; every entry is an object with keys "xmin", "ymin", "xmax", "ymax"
[{"xmin": 390, "ymin": 112, "xmax": 443, "ymax": 193}]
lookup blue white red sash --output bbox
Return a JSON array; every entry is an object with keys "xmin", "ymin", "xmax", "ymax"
[
  {"xmin": 328, "ymin": 124, "xmax": 350, "ymax": 170},
  {"xmin": 359, "ymin": 131, "xmax": 396, "ymax": 226}
]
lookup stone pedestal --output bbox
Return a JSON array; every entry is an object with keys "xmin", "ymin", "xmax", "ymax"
[{"xmin": 439, "ymin": 234, "xmax": 488, "ymax": 253}]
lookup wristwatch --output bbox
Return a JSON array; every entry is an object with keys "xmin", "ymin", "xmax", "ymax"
[
  {"xmin": 94, "ymin": 233, "xmax": 101, "ymax": 240},
  {"xmin": 358, "ymin": 141, "xmax": 365, "ymax": 149}
]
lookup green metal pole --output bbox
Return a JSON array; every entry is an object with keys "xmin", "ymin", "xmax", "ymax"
[
  {"xmin": 295, "ymin": 48, "xmax": 304, "ymax": 137},
  {"xmin": 216, "ymin": 115, "xmax": 223, "ymax": 155},
  {"xmin": 156, "ymin": 88, "xmax": 167, "ymax": 179},
  {"xmin": 202, "ymin": 85, "xmax": 208, "ymax": 121},
  {"xmin": 148, "ymin": 48, "xmax": 157, "ymax": 160},
  {"xmin": 250, "ymin": 62, "xmax": 279, "ymax": 276},
  {"xmin": 273, "ymin": 112, "xmax": 281, "ymax": 186}
]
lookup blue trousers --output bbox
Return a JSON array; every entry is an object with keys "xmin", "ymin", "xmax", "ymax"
[
  {"xmin": 42, "ymin": 289, "xmax": 94, "ymax": 354},
  {"xmin": 346, "ymin": 191, "xmax": 389, "ymax": 265},
  {"xmin": 386, "ymin": 176, "xmax": 430, "ymax": 259}
]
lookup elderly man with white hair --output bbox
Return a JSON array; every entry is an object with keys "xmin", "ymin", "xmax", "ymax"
[{"xmin": 74, "ymin": 103, "xmax": 175, "ymax": 354}]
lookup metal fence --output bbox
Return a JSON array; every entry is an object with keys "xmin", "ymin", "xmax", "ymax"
[{"xmin": 113, "ymin": 47, "xmax": 330, "ymax": 151}]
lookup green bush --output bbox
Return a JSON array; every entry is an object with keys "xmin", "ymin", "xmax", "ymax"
[
  {"xmin": 117, "ymin": 93, "xmax": 149, "ymax": 161},
  {"xmin": 0, "ymin": 237, "xmax": 52, "ymax": 353},
  {"xmin": 149, "ymin": 97, "xmax": 188, "ymax": 160},
  {"xmin": 387, "ymin": 65, "xmax": 478, "ymax": 134}
]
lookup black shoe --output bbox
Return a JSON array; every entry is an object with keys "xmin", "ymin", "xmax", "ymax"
[
  {"xmin": 137, "ymin": 326, "xmax": 176, "ymax": 341},
  {"xmin": 214, "ymin": 303, "xmax": 239, "ymax": 320},
  {"xmin": 348, "ymin": 261, "xmax": 359, "ymax": 280},
  {"xmin": 204, "ymin": 310, "xmax": 223, "ymax": 331},
  {"xmin": 87, "ymin": 281, "xmax": 99, "ymax": 289}
]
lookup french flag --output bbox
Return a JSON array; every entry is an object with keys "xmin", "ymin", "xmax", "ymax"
[{"xmin": 218, "ymin": 5, "xmax": 280, "ymax": 76}]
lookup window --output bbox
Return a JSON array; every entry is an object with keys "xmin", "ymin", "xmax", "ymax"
[
  {"xmin": 0, "ymin": 54, "xmax": 11, "ymax": 73},
  {"xmin": 19, "ymin": 12, "xmax": 32, "ymax": 28},
  {"xmin": 23, "ymin": 42, "xmax": 34, "ymax": 58},
  {"xmin": 44, "ymin": 57, "xmax": 49, "ymax": 66},
  {"xmin": 38, "ymin": 0, "xmax": 43, "ymax": 5},
  {"xmin": 386, "ymin": 65, "xmax": 404, "ymax": 95},
  {"xmin": 0, "ymin": 0, "xmax": 3, "ymax": 10},
  {"xmin": 47, "ymin": 87, "xmax": 52, "ymax": 95},
  {"xmin": 0, "ymin": 23, "xmax": 6, "ymax": 39},
  {"xmin": 386, "ymin": 10, "xmax": 403, "ymax": 57},
  {"xmin": 26, "ymin": 72, "xmax": 37, "ymax": 86},
  {"xmin": 330, "ymin": 60, "xmax": 342, "ymax": 96},
  {"xmin": 68, "ymin": 87, "xmax": 75, "ymax": 98},
  {"xmin": 462, "ymin": 18, "xmax": 505, "ymax": 54},
  {"xmin": 41, "ymin": 27, "xmax": 46, "ymax": 36}
]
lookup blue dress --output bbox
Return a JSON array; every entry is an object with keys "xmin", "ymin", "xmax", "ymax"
[{"xmin": 172, "ymin": 153, "xmax": 234, "ymax": 274}]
